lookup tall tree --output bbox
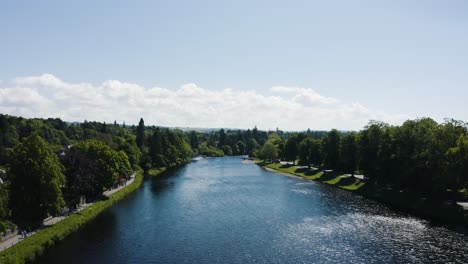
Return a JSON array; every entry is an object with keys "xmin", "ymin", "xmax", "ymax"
[
  {"xmin": 189, "ymin": 131, "xmax": 198, "ymax": 150},
  {"xmin": 340, "ymin": 133, "xmax": 357, "ymax": 174},
  {"xmin": 323, "ymin": 129, "xmax": 341, "ymax": 169},
  {"xmin": 219, "ymin": 129, "xmax": 226, "ymax": 147},
  {"xmin": 8, "ymin": 135, "xmax": 66, "ymax": 227},
  {"xmin": 358, "ymin": 122, "xmax": 385, "ymax": 182},
  {"xmin": 150, "ymin": 128, "xmax": 165, "ymax": 167},
  {"xmin": 136, "ymin": 118, "xmax": 145, "ymax": 150},
  {"xmin": 284, "ymin": 135, "xmax": 299, "ymax": 163},
  {"xmin": 61, "ymin": 147, "xmax": 99, "ymax": 207},
  {"xmin": 299, "ymin": 137, "xmax": 321, "ymax": 168}
]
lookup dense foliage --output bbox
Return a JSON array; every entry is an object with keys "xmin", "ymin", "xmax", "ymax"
[
  {"xmin": 0, "ymin": 114, "xmax": 195, "ymax": 231},
  {"xmin": 188, "ymin": 127, "xmax": 328, "ymax": 159},
  {"xmin": 189, "ymin": 127, "xmax": 268, "ymax": 157},
  {"xmin": 0, "ymin": 170, "xmax": 146, "ymax": 264},
  {"xmin": 257, "ymin": 118, "xmax": 468, "ymax": 199},
  {"xmin": 61, "ymin": 140, "xmax": 132, "ymax": 208},
  {"xmin": 8, "ymin": 135, "xmax": 66, "ymax": 227},
  {"xmin": 0, "ymin": 113, "xmax": 467, "ymax": 237}
]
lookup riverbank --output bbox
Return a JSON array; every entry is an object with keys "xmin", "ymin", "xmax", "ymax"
[
  {"xmin": 262, "ymin": 163, "xmax": 365, "ymax": 191},
  {"xmin": 0, "ymin": 169, "xmax": 157, "ymax": 264},
  {"xmin": 147, "ymin": 167, "xmax": 167, "ymax": 177},
  {"xmin": 259, "ymin": 162, "xmax": 468, "ymax": 229}
]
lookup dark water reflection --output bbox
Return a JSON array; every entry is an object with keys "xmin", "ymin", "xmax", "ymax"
[{"xmin": 36, "ymin": 157, "xmax": 468, "ymax": 263}]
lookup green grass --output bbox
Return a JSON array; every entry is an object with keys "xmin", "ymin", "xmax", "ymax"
[
  {"xmin": 0, "ymin": 168, "xmax": 165, "ymax": 264},
  {"xmin": 262, "ymin": 162, "xmax": 467, "ymax": 225},
  {"xmin": 265, "ymin": 163, "xmax": 323, "ymax": 180},
  {"xmin": 304, "ymin": 172, "xmax": 324, "ymax": 180},
  {"xmin": 263, "ymin": 162, "xmax": 365, "ymax": 191},
  {"xmin": 323, "ymin": 175, "xmax": 344, "ymax": 185},
  {"xmin": 340, "ymin": 180, "xmax": 366, "ymax": 191},
  {"xmin": 147, "ymin": 167, "xmax": 166, "ymax": 177}
]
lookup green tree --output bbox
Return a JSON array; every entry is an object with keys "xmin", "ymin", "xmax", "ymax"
[
  {"xmin": 444, "ymin": 134, "xmax": 468, "ymax": 194},
  {"xmin": 80, "ymin": 141, "xmax": 121, "ymax": 189},
  {"xmin": 298, "ymin": 137, "xmax": 321, "ymax": 168},
  {"xmin": 116, "ymin": 150, "xmax": 132, "ymax": 180},
  {"xmin": 391, "ymin": 118, "xmax": 440, "ymax": 192},
  {"xmin": 236, "ymin": 140, "xmax": 247, "ymax": 155},
  {"xmin": 358, "ymin": 122, "xmax": 385, "ymax": 182},
  {"xmin": 259, "ymin": 142, "xmax": 278, "ymax": 161},
  {"xmin": 340, "ymin": 133, "xmax": 357, "ymax": 174},
  {"xmin": 0, "ymin": 182, "xmax": 9, "ymax": 221},
  {"xmin": 221, "ymin": 145, "xmax": 233, "ymax": 155},
  {"xmin": 8, "ymin": 135, "xmax": 66, "ymax": 227},
  {"xmin": 298, "ymin": 138, "xmax": 312, "ymax": 167},
  {"xmin": 284, "ymin": 135, "xmax": 300, "ymax": 164},
  {"xmin": 189, "ymin": 131, "xmax": 199, "ymax": 150},
  {"xmin": 219, "ymin": 129, "xmax": 226, "ymax": 147},
  {"xmin": 150, "ymin": 128, "xmax": 164, "ymax": 167},
  {"xmin": 247, "ymin": 138, "xmax": 260, "ymax": 156},
  {"xmin": 323, "ymin": 129, "xmax": 341, "ymax": 169},
  {"xmin": 61, "ymin": 147, "xmax": 99, "ymax": 207},
  {"xmin": 136, "ymin": 118, "xmax": 145, "ymax": 150},
  {"xmin": 115, "ymin": 137, "xmax": 141, "ymax": 170}
]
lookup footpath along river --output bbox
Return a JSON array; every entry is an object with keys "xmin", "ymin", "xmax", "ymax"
[{"xmin": 36, "ymin": 156, "xmax": 468, "ymax": 263}]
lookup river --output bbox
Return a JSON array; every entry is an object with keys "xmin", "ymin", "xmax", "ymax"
[{"xmin": 36, "ymin": 156, "xmax": 468, "ymax": 263}]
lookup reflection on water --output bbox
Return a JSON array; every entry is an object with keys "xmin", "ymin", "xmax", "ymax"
[{"xmin": 36, "ymin": 157, "xmax": 468, "ymax": 264}]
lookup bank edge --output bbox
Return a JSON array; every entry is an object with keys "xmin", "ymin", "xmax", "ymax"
[{"xmin": 0, "ymin": 168, "xmax": 165, "ymax": 264}]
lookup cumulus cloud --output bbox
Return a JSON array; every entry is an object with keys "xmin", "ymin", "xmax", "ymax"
[{"xmin": 0, "ymin": 74, "xmax": 410, "ymax": 130}]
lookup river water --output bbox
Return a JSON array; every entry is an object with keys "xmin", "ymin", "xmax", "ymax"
[{"xmin": 36, "ymin": 157, "xmax": 468, "ymax": 263}]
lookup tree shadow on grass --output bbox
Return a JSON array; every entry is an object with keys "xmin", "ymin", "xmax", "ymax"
[
  {"xmin": 336, "ymin": 176, "xmax": 357, "ymax": 187},
  {"xmin": 317, "ymin": 172, "xmax": 341, "ymax": 182},
  {"xmin": 295, "ymin": 167, "xmax": 320, "ymax": 176},
  {"xmin": 295, "ymin": 167, "xmax": 308, "ymax": 173}
]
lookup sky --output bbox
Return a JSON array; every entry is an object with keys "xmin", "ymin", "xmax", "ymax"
[{"xmin": 0, "ymin": 0, "xmax": 467, "ymax": 130}]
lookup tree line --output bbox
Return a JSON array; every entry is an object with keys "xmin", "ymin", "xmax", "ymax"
[
  {"xmin": 186, "ymin": 126, "xmax": 329, "ymax": 159},
  {"xmin": 1, "ymin": 114, "xmax": 466, "ymax": 230},
  {"xmin": 257, "ymin": 118, "xmax": 468, "ymax": 199},
  {"xmin": 187, "ymin": 127, "xmax": 269, "ymax": 157},
  {"xmin": 0, "ymin": 115, "xmax": 195, "ymax": 231}
]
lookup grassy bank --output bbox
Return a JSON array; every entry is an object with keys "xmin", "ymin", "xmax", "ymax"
[
  {"xmin": 263, "ymin": 162, "xmax": 365, "ymax": 191},
  {"xmin": 260, "ymin": 162, "xmax": 467, "ymax": 227},
  {"xmin": 147, "ymin": 167, "xmax": 167, "ymax": 177},
  {"xmin": 0, "ymin": 169, "xmax": 155, "ymax": 264}
]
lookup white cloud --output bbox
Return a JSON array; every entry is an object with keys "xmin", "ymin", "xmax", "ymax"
[{"xmin": 0, "ymin": 74, "xmax": 411, "ymax": 130}]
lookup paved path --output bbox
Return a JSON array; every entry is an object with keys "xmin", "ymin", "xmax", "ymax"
[
  {"xmin": 457, "ymin": 202, "xmax": 468, "ymax": 211},
  {"xmin": 0, "ymin": 230, "xmax": 38, "ymax": 251},
  {"xmin": 0, "ymin": 203, "xmax": 94, "ymax": 251},
  {"xmin": 0, "ymin": 173, "xmax": 136, "ymax": 252},
  {"xmin": 103, "ymin": 173, "xmax": 136, "ymax": 197}
]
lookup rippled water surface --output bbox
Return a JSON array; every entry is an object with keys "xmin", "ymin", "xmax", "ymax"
[{"xmin": 36, "ymin": 157, "xmax": 468, "ymax": 263}]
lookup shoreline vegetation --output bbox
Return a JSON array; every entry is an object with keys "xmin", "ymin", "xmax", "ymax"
[
  {"xmin": 0, "ymin": 114, "xmax": 467, "ymax": 261},
  {"xmin": 0, "ymin": 115, "xmax": 195, "ymax": 264},
  {"xmin": 259, "ymin": 161, "xmax": 468, "ymax": 230},
  {"xmin": 0, "ymin": 169, "xmax": 149, "ymax": 264},
  {"xmin": 0, "ymin": 164, "xmax": 185, "ymax": 264}
]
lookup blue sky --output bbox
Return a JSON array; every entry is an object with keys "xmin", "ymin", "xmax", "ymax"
[{"xmin": 0, "ymin": 0, "xmax": 467, "ymax": 130}]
